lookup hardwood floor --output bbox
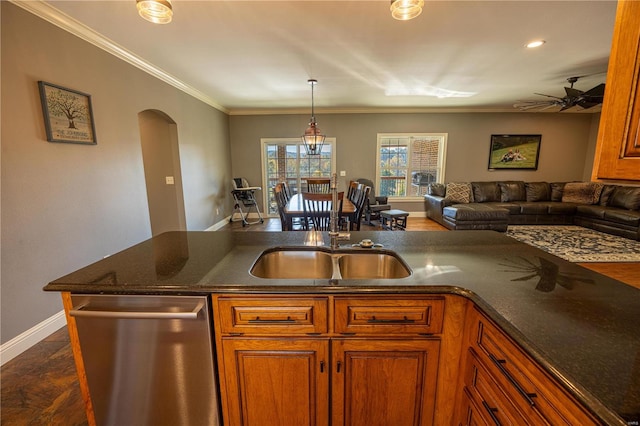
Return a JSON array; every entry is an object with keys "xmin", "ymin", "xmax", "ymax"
[{"xmin": 2, "ymin": 216, "xmax": 637, "ymax": 425}]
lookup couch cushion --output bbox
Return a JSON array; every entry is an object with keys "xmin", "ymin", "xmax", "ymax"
[
  {"xmin": 444, "ymin": 182, "xmax": 472, "ymax": 204},
  {"xmin": 487, "ymin": 202, "xmax": 523, "ymax": 215},
  {"xmin": 427, "ymin": 183, "xmax": 445, "ymax": 197},
  {"xmin": 471, "ymin": 182, "xmax": 500, "ymax": 202},
  {"xmin": 443, "ymin": 204, "xmax": 509, "ymax": 221},
  {"xmin": 562, "ymin": 182, "xmax": 604, "ymax": 205},
  {"xmin": 607, "ymin": 186, "xmax": 640, "ymax": 210},
  {"xmin": 576, "ymin": 205, "xmax": 607, "ymax": 219},
  {"xmin": 603, "ymin": 209, "xmax": 640, "ymax": 226},
  {"xmin": 498, "ymin": 181, "xmax": 526, "ymax": 202},
  {"xmin": 518, "ymin": 202, "xmax": 549, "ymax": 215},
  {"xmin": 525, "ymin": 182, "xmax": 551, "ymax": 202},
  {"xmin": 599, "ymin": 185, "xmax": 617, "ymax": 206},
  {"xmin": 547, "ymin": 202, "xmax": 578, "ymax": 215},
  {"xmin": 550, "ymin": 182, "xmax": 566, "ymax": 201}
]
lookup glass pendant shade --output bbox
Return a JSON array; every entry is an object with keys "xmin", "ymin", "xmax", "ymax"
[
  {"xmin": 137, "ymin": 0, "xmax": 173, "ymax": 24},
  {"xmin": 390, "ymin": 0, "xmax": 424, "ymax": 20},
  {"xmin": 301, "ymin": 79, "xmax": 326, "ymax": 155},
  {"xmin": 303, "ymin": 121, "xmax": 326, "ymax": 155}
]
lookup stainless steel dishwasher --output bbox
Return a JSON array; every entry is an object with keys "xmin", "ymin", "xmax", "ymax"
[{"xmin": 70, "ymin": 294, "xmax": 220, "ymax": 426}]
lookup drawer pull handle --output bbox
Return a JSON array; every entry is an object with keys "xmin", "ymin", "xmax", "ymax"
[
  {"xmin": 481, "ymin": 400, "xmax": 501, "ymax": 425},
  {"xmin": 367, "ymin": 315, "xmax": 415, "ymax": 324},
  {"xmin": 249, "ymin": 316, "xmax": 295, "ymax": 324},
  {"xmin": 488, "ymin": 353, "xmax": 537, "ymax": 406}
]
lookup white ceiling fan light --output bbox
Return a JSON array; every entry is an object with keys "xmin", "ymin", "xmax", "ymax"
[
  {"xmin": 390, "ymin": 0, "xmax": 425, "ymax": 21},
  {"xmin": 136, "ymin": 0, "xmax": 173, "ymax": 24}
]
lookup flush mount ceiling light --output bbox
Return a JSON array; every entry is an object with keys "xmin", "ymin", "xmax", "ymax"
[
  {"xmin": 526, "ymin": 40, "xmax": 546, "ymax": 48},
  {"xmin": 136, "ymin": 0, "xmax": 173, "ymax": 24},
  {"xmin": 301, "ymin": 79, "xmax": 326, "ymax": 156},
  {"xmin": 390, "ymin": 0, "xmax": 425, "ymax": 21}
]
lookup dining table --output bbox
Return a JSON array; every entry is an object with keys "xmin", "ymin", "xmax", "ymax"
[{"xmin": 284, "ymin": 193, "xmax": 356, "ymax": 230}]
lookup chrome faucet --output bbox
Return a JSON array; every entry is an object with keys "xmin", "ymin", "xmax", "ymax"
[{"xmin": 329, "ymin": 173, "xmax": 350, "ymax": 250}]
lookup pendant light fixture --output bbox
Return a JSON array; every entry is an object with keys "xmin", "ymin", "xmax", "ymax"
[
  {"xmin": 137, "ymin": 0, "xmax": 173, "ymax": 24},
  {"xmin": 301, "ymin": 79, "xmax": 326, "ymax": 156},
  {"xmin": 390, "ymin": 0, "xmax": 424, "ymax": 20}
]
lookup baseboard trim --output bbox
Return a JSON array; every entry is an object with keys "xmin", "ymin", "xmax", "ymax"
[
  {"xmin": 0, "ymin": 310, "xmax": 67, "ymax": 366},
  {"xmin": 205, "ymin": 216, "xmax": 232, "ymax": 231}
]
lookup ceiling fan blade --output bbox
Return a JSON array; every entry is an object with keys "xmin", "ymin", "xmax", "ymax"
[
  {"xmin": 577, "ymin": 100, "xmax": 600, "ymax": 109},
  {"xmin": 533, "ymin": 92, "xmax": 564, "ymax": 100},
  {"xmin": 583, "ymin": 83, "xmax": 605, "ymax": 97},
  {"xmin": 513, "ymin": 100, "xmax": 559, "ymax": 111},
  {"xmin": 564, "ymin": 87, "xmax": 584, "ymax": 98}
]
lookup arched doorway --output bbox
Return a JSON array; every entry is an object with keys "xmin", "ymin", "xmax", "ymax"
[{"xmin": 138, "ymin": 110, "xmax": 186, "ymax": 236}]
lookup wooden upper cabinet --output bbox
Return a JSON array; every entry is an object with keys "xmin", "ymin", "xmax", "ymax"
[{"xmin": 593, "ymin": 0, "xmax": 640, "ymax": 181}]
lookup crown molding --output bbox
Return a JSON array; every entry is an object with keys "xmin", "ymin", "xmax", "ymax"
[{"xmin": 10, "ymin": 0, "xmax": 229, "ymax": 114}]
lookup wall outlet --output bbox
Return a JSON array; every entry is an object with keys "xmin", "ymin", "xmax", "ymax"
[{"xmin": 165, "ymin": 176, "xmax": 175, "ymax": 185}]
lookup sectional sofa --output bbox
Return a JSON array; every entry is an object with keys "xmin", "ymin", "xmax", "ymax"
[{"xmin": 424, "ymin": 181, "xmax": 640, "ymax": 240}]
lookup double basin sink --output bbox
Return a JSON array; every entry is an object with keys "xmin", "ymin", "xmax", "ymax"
[{"xmin": 250, "ymin": 247, "xmax": 412, "ymax": 280}]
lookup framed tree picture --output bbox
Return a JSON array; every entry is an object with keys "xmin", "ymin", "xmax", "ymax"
[
  {"xmin": 488, "ymin": 134, "xmax": 541, "ymax": 170},
  {"xmin": 38, "ymin": 81, "xmax": 97, "ymax": 145}
]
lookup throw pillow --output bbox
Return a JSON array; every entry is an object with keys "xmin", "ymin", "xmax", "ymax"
[
  {"xmin": 525, "ymin": 182, "xmax": 551, "ymax": 202},
  {"xmin": 550, "ymin": 182, "xmax": 566, "ymax": 201},
  {"xmin": 471, "ymin": 182, "xmax": 500, "ymax": 203},
  {"xmin": 498, "ymin": 181, "xmax": 526, "ymax": 202},
  {"xmin": 608, "ymin": 186, "xmax": 640, "ymax": 210},
  {"xmin": 444, "ymin": 182, "xmax": 472, "ymax": 204},
  {"xmin": 427, "ymin": 183, "xmax": 445, "ymax": 197},
  {"xmin": 561, "ymin": 182, "xmax": 604, "ymax": 204}
]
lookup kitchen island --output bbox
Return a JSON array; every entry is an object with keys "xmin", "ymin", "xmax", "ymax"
[{"xmin": 45, "ymin": 230, "xmax": 640, "ymax": 425}]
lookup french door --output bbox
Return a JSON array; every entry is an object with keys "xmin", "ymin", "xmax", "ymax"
[{"xmin": 261, "ymin": 138, "xmax": 336, "ymax": 216}]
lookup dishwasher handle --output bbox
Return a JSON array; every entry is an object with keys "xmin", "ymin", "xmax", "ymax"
[{"xmin": 69, "ymin": 300, "xmax": 205, "ymax": 320}]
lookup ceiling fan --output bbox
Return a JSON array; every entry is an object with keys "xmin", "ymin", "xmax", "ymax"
[{"xmin": 514, "ymin": 76, "xmax": 605, "ymax": 112}]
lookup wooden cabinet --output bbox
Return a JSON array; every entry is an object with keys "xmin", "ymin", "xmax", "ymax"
[
  {"xmin": 592, "ymin": 0, "xmax": 640, "ymax": 181},
  {"xmin": 456, "ymin": 305, "xmax": 599, "ymax": 426},
  {"xmin": 213, "ymin": 295, "xmax": 445, "ymax": 426},
  {"xmin": 332, "ymin": 338, "xmax": 440, "ymax": 426}
]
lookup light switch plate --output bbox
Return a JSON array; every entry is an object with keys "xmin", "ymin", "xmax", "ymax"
[
  {"xmin": 340, "ymin": 171, "xmax": 346, "ymax": 176},
  {"xmin": 165, "ymin": 176, "xmax": 175, "ymax": 185}
]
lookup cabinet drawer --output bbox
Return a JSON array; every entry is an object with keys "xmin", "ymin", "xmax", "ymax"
[
  {"xmin": 470, "ymin": 309, "xmax": 598, "ymax": 425},
  {"xmin": 334, "ymin": 297, "xmax": 444, "ymax": 335},
  {"xmin": 463, "ymin": 349, "xmax": 527, "ymax": 425},
  {"xmin": 217, "ymin": 297, "xmax": 328, "ymax": 334},
  {"xmin": 458, "ymin": 387, "xmax": 494, "ymax": 426}
]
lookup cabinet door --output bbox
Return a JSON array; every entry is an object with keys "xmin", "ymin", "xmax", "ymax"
[
  {"xmin": 332, "ymin": 338, "xmax": 440, "ymax": 426},
  {"xmin": 593, "ymin": 0, "xmax": 640, "ymax": 181},
  {"xmin": 221, "ymin": 338, "xmax": 329, "ymax": 426}
]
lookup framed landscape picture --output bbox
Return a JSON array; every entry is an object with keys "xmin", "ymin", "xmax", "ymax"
[
  {"xmin": 488, "ymin": 134, "xmax": 541, "ymax": 170},
  {"xmin": 38, "ymin": 81, "xmax": 97, "ymax": 145}
]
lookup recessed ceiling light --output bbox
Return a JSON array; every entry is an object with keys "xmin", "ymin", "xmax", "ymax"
[{"xmin": 526, "ymin": 40, "xmax": 546, "ymax": 49}]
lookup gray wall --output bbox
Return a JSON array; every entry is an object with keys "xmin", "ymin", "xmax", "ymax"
[
  {"xmin": 1, "ymin": 3, "xmax": 232, "ymax": 344},
  {"xmin": 230, "ymin": 112, "xmax": 600, "ymax": 212}
]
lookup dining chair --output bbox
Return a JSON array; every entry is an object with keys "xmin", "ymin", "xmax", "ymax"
[
  {"xmin": 273, "ymin": 183, "xmax": 289, "ymax": 230},
  {"xmin": 280, "ymin": 181, "xmax": 292, "ymax": 202},
  {"xmin": 350, "ymin": 185, "xmax": 370, "ymax": 231},
  {"xmin": 347, "ymin": 181, "xmax": 363, "ymax": 202},
  {"xmin": 306, "ymin": 178, "xmax": 331, "ymax": 193},
  {"xmin": 302, "ymin": 191, "xmax": 343, "ymax": 231}
]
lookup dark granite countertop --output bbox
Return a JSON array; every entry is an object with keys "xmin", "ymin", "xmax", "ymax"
[{"xmin": 45, "ymin": 230, "xmax": 640, "ymax": 425}]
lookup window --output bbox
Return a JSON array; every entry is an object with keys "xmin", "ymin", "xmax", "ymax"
[
  {"xmin": 261, "ymin": 138, "xmax": 336, "ymax": 216},
  {"xmin": 376, "ymin": 133, "xmax": 447, "ymax": 200}
]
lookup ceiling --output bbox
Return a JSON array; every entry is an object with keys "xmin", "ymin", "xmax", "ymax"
[{"xmin": 31, "ymin": 0, "xmax": 618, "ymax": 114}]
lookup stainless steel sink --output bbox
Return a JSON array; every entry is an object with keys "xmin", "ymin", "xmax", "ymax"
[
  {"xmin": 250, "ymin": 247, "xmax": 411, "ymax": 280},
  {"xmin": 338, "ymin": 252, "xmax": 411, "ymax": 279},
  {"xmin": 249, "ymin": 248, "xmax": 334, "ymax": 279}
]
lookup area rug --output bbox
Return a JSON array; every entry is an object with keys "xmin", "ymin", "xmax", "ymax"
[{"xmin": 506, "ymin": 225, "xmax": 640, "ymax": 263}]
